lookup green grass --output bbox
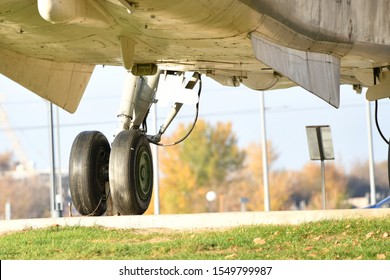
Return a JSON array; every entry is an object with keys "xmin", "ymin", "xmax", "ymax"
[{"xmin": 0, "ymin": 218, "xmax": 389, "ymax": 260}]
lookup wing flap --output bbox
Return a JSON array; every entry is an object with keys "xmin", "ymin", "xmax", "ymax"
[
  {"xmin": 251, "ymin": 32, "xmax": 340, "ymax": 108},
  {"xmin": 0, "ymin": 48, "xmax": 94, "ymax": 113}
]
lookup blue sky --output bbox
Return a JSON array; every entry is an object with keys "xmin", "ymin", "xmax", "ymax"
[{"xmin": 1, "ymin": 66, "xmax": 390, "ymax": 173}]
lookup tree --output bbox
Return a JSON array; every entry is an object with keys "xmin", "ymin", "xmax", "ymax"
[
  {"xmin": 0, "ymin": 152, "xmax": 50, "ymax": 219},
  {"xmin": 156, "ymin": 119, "xmax": 245, "ymax": 214},
  {"xmin": 0, "ymin": 151, "xmax": 13, "ymax": 173},
  {"xmin": 230, "ymin": 142, "xmax": 293, "ymax": 211},
  {"xmin": 291, "ymin": 162, "xmax": 349, "ymax": 209},
  {"xmin": 147, "ymin": 122, "xmax": 353, "ymax": 214},
  {"xmin": 347, "ymin": 160, "xmax": 389, "ymax": 200}
]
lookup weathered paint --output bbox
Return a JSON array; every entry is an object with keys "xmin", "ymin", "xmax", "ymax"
[{"xmin": 1, "ymin": 0, "xmax": 390, "ymax": 111}]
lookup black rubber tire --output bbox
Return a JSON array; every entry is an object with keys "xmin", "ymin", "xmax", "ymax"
[
  {"xmin": 109, "ymin": 129, "xmax": 153, "ymax": 215},
  {"xmin": 69, "ymin": 131, "xmax": 110, "ymax": 216}
]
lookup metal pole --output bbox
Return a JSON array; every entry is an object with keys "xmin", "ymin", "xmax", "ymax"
[
  {"xmin": 5, "ymin": 201, "xmax": 11, "ymax": 220},
  {"xmin": 366, "ymin": 100, "xmax": 376, "ymax": 204},
  {"xmin": 260, "ymin": 92, "xmax": 270, "ymax": 211},
  {"xmin": 49, "ymin": 102, "xmax": 57, "ymax": 218},
  {"xmin": 151, "ymin": 102, "xmax": 160, "ymax": 215},
  {"xmin": 321, "ymin": 160, "xmax": 326, "ymax": 210},
  {"xmin": 56, "ymin": 107, "xmax": 63, "ymax": 217}
]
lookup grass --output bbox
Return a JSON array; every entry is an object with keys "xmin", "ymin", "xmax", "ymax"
[{"xmin": 0, "ymin": 218, "xmax": 389, "ymax": 260}]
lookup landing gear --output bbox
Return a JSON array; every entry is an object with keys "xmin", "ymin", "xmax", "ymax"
[
  {"xmin": 109, "ymin": 129, "xmax": 153, "ymax": 215},
  {"xmin": 68, "ymin": 70, "xmax": 201, "ymax": 216},
  {"xmin": 68, "ymin": 129, "xmax": 153, "ymax": 216},
  {"xmin": 69, "ymin": 70, "xmax": 160, "ymax": 216},
  {"xmin": 69, "ymin": 131, "xmax": 110, "ymax": 216}
]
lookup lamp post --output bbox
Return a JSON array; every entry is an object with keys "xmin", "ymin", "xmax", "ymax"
[
  {"xmin": 366, "ymin": 100, "xmax": 376, "ymax": 205},
  {"xmin": 48, "ymin": 102, "xmax": 57, "ymax": 217},
  {"xmin": 48, "ymin": 102, "xmax": 63, "ymax": 218},
  {"xmin": 206, "ymin": 191, "xmax": 217, "ymax": 212},
  {"xmin": 151, "ymin": 102, "xmax": 160, "ymax": 215},
  {"xmin": 260, "ymin": 92, "xmax": 270, "ymax": 211}
]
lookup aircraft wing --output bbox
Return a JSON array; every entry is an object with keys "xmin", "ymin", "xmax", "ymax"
[{"xmin": 1, "ymin": 0, "xmax": 390, "ymax": 112}]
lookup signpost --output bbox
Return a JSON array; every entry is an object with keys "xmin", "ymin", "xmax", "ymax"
[{"xmin": 306, "ymin": 125, "xmax": 334, "ymax": 209}]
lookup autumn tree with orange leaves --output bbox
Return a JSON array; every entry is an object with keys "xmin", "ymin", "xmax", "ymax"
[
  {"xmin": 146, "ymin": 120, "xmax": 361, "ymax": 214},
  {"xmin": 152, "ymin": 120, "xmax": 294, "ymax": 213},
  {"xmin": 155, "ymin": 120, "xmax": 245, "ymax": 214},
  {"xmin": 230, "ymin": 142, "xmax": 294, "ymax": 211},
  {"xmin": 290, "ymin": 162, "xmax": 349, "ymax": 209}
]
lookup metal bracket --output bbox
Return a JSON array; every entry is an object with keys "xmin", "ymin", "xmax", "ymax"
[
  {"xmin": 366, "ymin": 71, "xmax": 390, "ymax": 101},
  {"xmin": 147, "ymin": 72, "xmax": 200, "ymax": 144}
]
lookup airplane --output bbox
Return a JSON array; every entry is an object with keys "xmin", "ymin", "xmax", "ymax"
[{"xmin": 1, "ymin": 0, "xmax": 390, "ymax": 216}]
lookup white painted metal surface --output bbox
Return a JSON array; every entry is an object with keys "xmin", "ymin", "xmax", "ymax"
[
  {"xmin": 251, "ymin": 33, "xmax": 340, "ymax": 108},
  {"xmin": 2, "ymin": 0, "xmax": 390, "ymax": 111}
]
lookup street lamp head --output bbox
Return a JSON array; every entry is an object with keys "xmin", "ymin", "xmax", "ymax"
[{"xmin": 206, "ymin": 191, "xmax": 217, "ymax": 202}]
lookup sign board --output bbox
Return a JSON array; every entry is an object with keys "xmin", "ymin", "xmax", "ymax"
[{"xmin": 306, "ymin": 125, "xmax": 334, "ymax": 161}]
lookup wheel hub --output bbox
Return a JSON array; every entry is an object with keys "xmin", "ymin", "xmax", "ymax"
[{"xmin": 137, "ymin": 147, "xmax": 152, "ymax": 199}]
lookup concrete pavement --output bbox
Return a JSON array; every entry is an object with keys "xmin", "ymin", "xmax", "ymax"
[{"xmin": 1, "ymin": 208, "xmax": 389, "ymax": 234}]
